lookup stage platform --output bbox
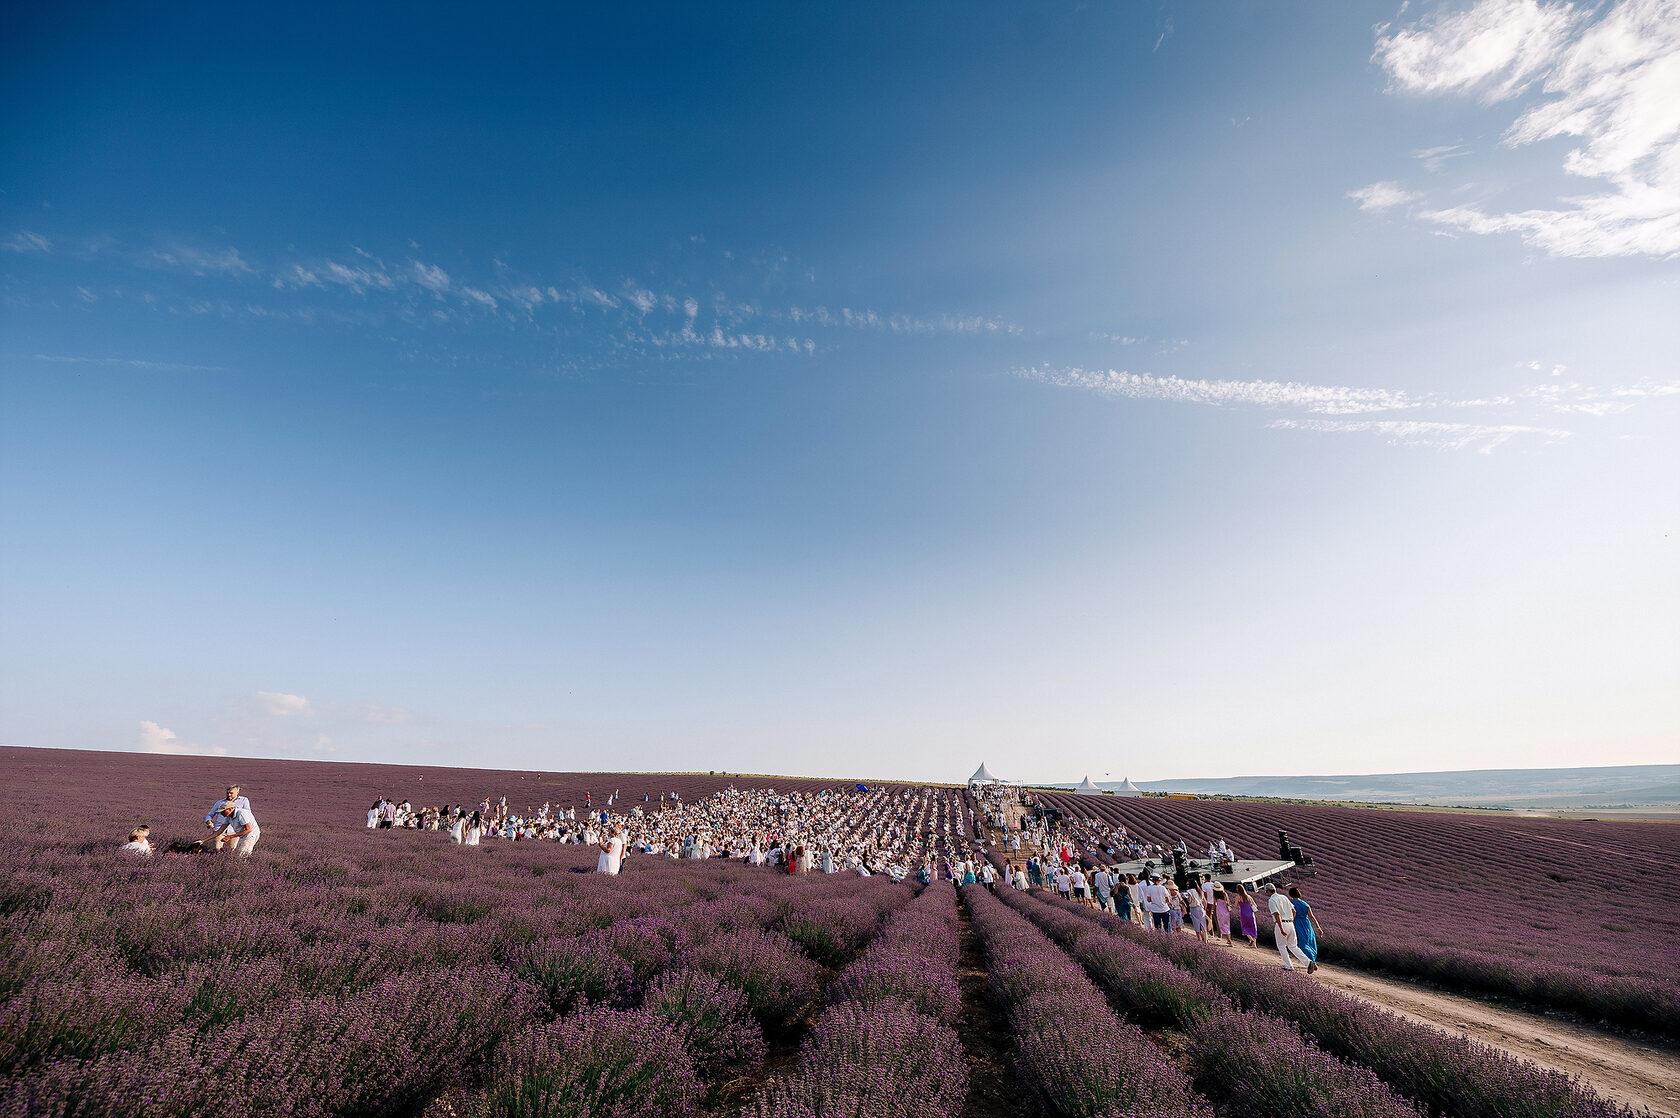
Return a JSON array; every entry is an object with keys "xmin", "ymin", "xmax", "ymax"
[{"xmin": 1105, "ymin": 857, "xmax": 1297, "ymax": 887}]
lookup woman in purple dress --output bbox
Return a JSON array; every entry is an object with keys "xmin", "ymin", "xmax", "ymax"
[{"xmin": 1233, "ymin": 883, "xmax": 1259, "ymax": 947}]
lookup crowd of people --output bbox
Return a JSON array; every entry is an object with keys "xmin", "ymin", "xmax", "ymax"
[
  {"xmin": 361, "ymin": 783, "xmax": 991, "ymax": 881},
  {"xmin": 351, "ymin": 779, "xmax": 1322, "ymax": 970}
]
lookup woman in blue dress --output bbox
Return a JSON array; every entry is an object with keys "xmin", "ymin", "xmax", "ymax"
[{"xmin": 1287, "ymin": 885, "xmax": 1323, "ymax": 974}]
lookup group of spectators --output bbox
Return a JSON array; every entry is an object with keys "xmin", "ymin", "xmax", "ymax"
[{"xmin": 363, "ymin": 783, "xmax": 993, "ymax": 881}]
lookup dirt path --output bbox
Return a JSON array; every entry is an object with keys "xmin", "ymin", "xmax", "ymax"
[
  {"xmin": 955, "ymin": 894, "xmax": 1042, "ymax": 1118},
  {"xmin": 1210, "ymin": 940, "xmax": 1680, "ymax": 1116}
]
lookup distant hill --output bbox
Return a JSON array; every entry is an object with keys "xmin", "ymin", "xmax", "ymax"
[{"xmin": 1052, "ymin": 764, "xmax": 1680, "ymax": 809}]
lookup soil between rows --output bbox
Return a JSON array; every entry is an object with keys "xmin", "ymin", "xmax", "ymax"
[{"xmin": 955, "ymin": 893, "xmax": 1042, "ymax": 1118}]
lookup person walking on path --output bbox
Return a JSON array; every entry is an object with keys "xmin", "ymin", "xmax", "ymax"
[
  {"xmin": 1213, "ymin": 884, "xmax": 1233, "ymax": 946},
  {"xmin": 1266, "ymin": 883, "xmax": 1313, "ymax": 970},
  {"xmin": 1234, "ymin": 883, "xmax": 1259, "ymax": 947},
  {"xmin": 1287, "ymin": 884, "xmax": 1322, "ymax": 973},
  {"xmin": 1141, "ymin": 875, "xmax": 1171, "ymax": 931}
]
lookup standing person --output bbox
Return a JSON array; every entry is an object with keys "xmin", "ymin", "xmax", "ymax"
[
  {"xmin": 465, "ymin": 811, "xmax": 483, "ymax": 846},
  {"xmin": 1069, "ymin": 866, "xmax": 1089, "ymax": 906},
  {"xmin": 1166, "ymin": 881, "xmax": 1184, "ymax": 933},
  {"xmin": 597, "ymin": 825, "xmax": 625, "ymax": 875},
  {"xmin": 449, "ymin": 812, "xmax": 466, "ymax": 844},
  {"xmin": 1142, "ymin": 874, "xmax": 1169, "ymax": 928},
  {"xmin": 1092, "ymin": 866, "xmax": 1113, "ymax": 912},
  {"xmin": 979, "ymin": 860, "xmax": 997, "ymax": 891},
  {"xmin": 366, "ymin": 801, "xmax": 381, "ymax": 828},
  {"xmin": 1053, "ymin": 867, "xmax": 1072, "ymax": 900},
  {"xmin": 1266, "ymin": 884, "xmax": 1312, "ymax": 970},
  {"xmin": 1288, "ymin": 885, "xmax": 1322, "ymax": 973},
  {"xmin": 1186, "ymin": 881, "xmax": 1209, "ymax": 942},
  {"xmin": 1213, "ymin": 884, "xmax": 1233, "ymax": 946},
  {"xmin": 1233, "ymin": 883, "xmax": 1259, "ymax": 947},
  {"xmin": 211, "ymin": 801, "xmax": 260, "ymax": 855},
  {"xmin": 205, "ymin": 786, "xmax": 250, "ymax": 832},
  {"xmin": 1114, "ymin": 873, "xmax": 1134, "ymax": 923}
]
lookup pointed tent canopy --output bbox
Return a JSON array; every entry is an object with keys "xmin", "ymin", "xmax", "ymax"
[
  {"xmin": 1114, "ymin": 777, "xmax": 1143, "ymax": 797},
  {"xmin": 969, "ymin": 763, "xmax": 1000, "ymax": 784},
  {"xmin": 1074, "ymin": 775, "xmax": 1103, "ymax": 795}
]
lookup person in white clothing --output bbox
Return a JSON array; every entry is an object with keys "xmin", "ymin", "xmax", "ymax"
[
  {"xmin": 449, "ymin": 814, "xmax": 466, "ymax": 844},
  {"xmin": 121, "ymin": 826, "xmax": 152, "ymax": 855},
  {"xmin": 1141, "ymin": 876, "xmax": 1172, "ymax": 931},
  {"xmin": 211, "ymin": 803, "xmax": 260, "ymax": 855},
  {"xmin": 1266, "ymin": 883, "xmax": 1312, "ymax": 969},
  {"xmin": 597, "ymin": 824, "xmax": 625, "ymax": 874},
  {"xmin": 205, "ymin": 786, "xmax": 251, "ymax": 831}
]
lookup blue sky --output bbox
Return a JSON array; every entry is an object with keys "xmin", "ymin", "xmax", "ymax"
[{"xmin": 3, "ymin": 0, "xmax": 1676, "ymax": 783}]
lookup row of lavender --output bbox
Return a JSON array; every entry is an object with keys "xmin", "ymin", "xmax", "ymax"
[
  {"xmin": 1017, "ymin": 888, "xmax": 1635, "ymax": 1118},
  {"xmin": 1038, "ymin": 791, "xmax": 1680, "ymax": 1035},
  {"xmin": 1, "ymin": 820, "xmax": 910, "ymax": 1117},
  {"xmin": 752, "ymin": 880, "xmax": 967, "ymax": 1118},
  {"xmin": 959, "ymin": 883, "xmax": 1215, "ymax": 1117},
  {"xmin": 991, "ymin": 887, "xmax": 1419, "ymax": 1118}
]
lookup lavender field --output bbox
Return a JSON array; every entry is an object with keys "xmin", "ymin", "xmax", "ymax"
[
  {"xmin": 0, "ymin": 748, "xmax": 1659, "ymax": 1117},
  {"xmin": 1040, "ymin": 790, "xmax": 1680, "ymax": 1034}
]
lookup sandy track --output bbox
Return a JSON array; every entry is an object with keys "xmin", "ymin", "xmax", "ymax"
[{"xmin": 1216, "ymin": 942, "xmax": 1680, "ymax": 1116}]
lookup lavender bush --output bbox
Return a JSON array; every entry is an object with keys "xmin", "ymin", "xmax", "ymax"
[
  {"xmin": 750, "ymin": 1000, "xmax": 968, "ymax": 1118},
  {"xmin": 642, "ymin": 968, "xmax": 765, "ymax": 1079},
  {"xmin": 480, "ymin": 1006, "xmax": 701, "ymax": 1118},
  {"xmin": 961, "ymin": 884, "xmax": 1212, "ymax": 1118},
  {"xmin": 1026, "ymin": 889, "xmax": 1637, "ymax": 1118}
]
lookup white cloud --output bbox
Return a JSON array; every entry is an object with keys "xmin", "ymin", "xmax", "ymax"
[
  {"xmin": 1376, "ymin": 0, "xmax": 1680, "ymax": 258},
  {"xmin": 1349, "ymin": 181, "xmax": 1423, "ymax": 211},
  {"xmin": 138, "ymin": 720, "xmax": 228, "ymax": 755},
  {"xmin": 1016, "ymin": 366, "xmax": 1425, "ymax": 415},
  {"xmin": 1270, "ymin": 418, "xmax": 1571, "ymax": 453},
  {"xmin": 1415, "ymin": 143, "xmax": 1471, "ymax": 170},
  {"xmin": 411, "ymin": 260, "xmax": 450, "ymax": 292},
  {"xmin": 4, "ymin": 231, "xmax": 51, "ymax": 253},
  {"xmin": 1375, "ymin": 0, "xmax": 1583, "ymax": 102},
  {"xmin": 460, "ymin": 286, "xmax": 498, "ymax": 309},
  {"xmin": 152, "ymin": 245, "xmax": 253, "ymax": 276},
  {"xmin": 255, "ymin": 690, "xmax": 313, "ymax": 717}
]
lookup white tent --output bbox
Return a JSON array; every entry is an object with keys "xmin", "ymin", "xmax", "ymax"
[
  {"xmin": 1113, "ymin": 777, "xmax": 1143, "ymax": 798},
  {"xmin": 1073, "ymin": 775, "xmax": 1103, "ymax": 796},
  {"xmin": 968, "ymin": 763, "xmax": 1002, "ymax": 786}
]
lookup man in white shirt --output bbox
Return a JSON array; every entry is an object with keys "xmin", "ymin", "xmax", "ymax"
[
  {"xmin": 212, "ymin": 802, "xmax": 261, "ymax": 856},
  {"xmin": 1069, "ymin": 867, "xmax": 1088, "ymax": 904},
  {"xmin": 1092, "ymin": 868, "xmax": 1114, "ymax": 912},
  {"xmin": 204, "ymin": 785, "xmax": 251, "ymax": 830},
  {"xmin": 1266, "ymin": 883, "xmax": 1312, "ymax": 969},
  {"xmin": 1141, "ymin": 875, "xmax": 1171, "ymax": 931}
]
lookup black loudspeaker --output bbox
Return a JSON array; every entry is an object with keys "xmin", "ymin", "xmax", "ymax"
[
  {"xmin": 1277, "ymin": 830, "xmax": 1291, "ymax": 860},
  {"xmin": 1171, "ymin": 849, "xmax": 1190, "ymax": 891}
]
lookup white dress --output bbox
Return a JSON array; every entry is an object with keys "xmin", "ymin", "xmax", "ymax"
[
  {"xmin": 597, "ymin": 836, "xmax": 624, "ymax": 875},
  {"xmin": 366, "ymin": 808, "xmax": 379, "ymax": 828},
  {"xmin": 465, "ymin": 825, "xmax": 481, "ymax": 846}
]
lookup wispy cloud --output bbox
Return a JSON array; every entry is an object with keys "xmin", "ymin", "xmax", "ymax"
[
  {"xmin": 4, "ymin": 231, "xmax": 51, "ymax": 253},
  {"xmin": 29, "ymin": 354, "xmax": 231, "ymax": 373},
  {"xmin": 1414, "ymin": 143, "xmax": 1470, "ymax": 171},
  {"xmin": 1016, "ymin": 365, "xmax": 1425, "ymax": 415},
  {"xmin": 1373, "ymin": 0, "xmax": 1680, "ymax": 259},
  {"xmin": 1016, "ymin": 364, "xmax": 1677, "ymax": 451},
  {"xmin": 150, "ymin": 244, "xmax": 253, "ymax": 276},
  {"xmin": 1269, "ymin": 418, "xmax": 1571, "ymax": 454},
  {"xmin": 1348, "ymin": 182, "xmax": 1422, "ymax": 212}
]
